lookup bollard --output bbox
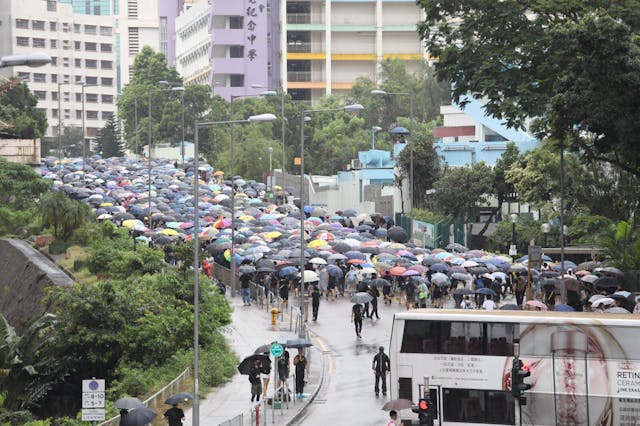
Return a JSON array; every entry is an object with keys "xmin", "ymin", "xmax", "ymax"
[{"xmin": 270, "ymin": 307, "xmax": 279, "ymax": 326}]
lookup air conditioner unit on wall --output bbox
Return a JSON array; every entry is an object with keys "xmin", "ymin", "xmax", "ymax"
[{"xmin": 350, "ymin": 159, "xmax": 363, "ymax": 170}]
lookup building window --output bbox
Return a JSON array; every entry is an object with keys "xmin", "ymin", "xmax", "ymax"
[
  {"xmin": 86, "ymin": 94, "xmax": 98, "ymax": 103},
  {"xmin": 17, "ymin": 72, "xmax": 30, "ymax": 82},
  {"xmin": 33, "ymin": 73, "xmax": 47, "ymax": 83},
  {"xmin": 52, "ymin": 108, "xmax": 58, "ymax": 118},
  {"xmin": 100, "ymin": 60, "xmax": 113, "ymax": 70},
  {"xmin": 16, "ymin": 19, "xmax": 29, "ymax": 29},
  {"xmin": 50, "ymin": 57, "xmax": 58, "ymax": 66},
  {"xmin": 75, "ymin": 41, "xmax": 81, "ymax": 50},
  {"xmin": 34, "ymin": 90, "xmax": 47, "ymax": 100},
  {"xmin": 47, "ymin": 0, "xmax": 56, "ymax": 12},
  {"xmin": 100, "ymin": 26, "xmax": 112, "ymax": 36},
  {"xmin": 32, "ymin": 20, "xmax": 45, "ymax": 31},
  {"xmin": 52, "ymin": 91, "xmax": 58, "ymax": 101},
  {"xmin": 86, "ymin": 59, "xmax": 97, "ymax": 69},
  {"xmin": 229, "ymin": 16, "xmax": 243, "ymax": 29},
  {"xmin": 84, "ymin": 25, "xmax": 97, "ymax": 35},
  {"xmin": 159, "ymin": 16, "xmax": 168, "ymax": 57},
  {"xmin": 63, "ymin": 58, "xmax": 70, "ymax": 68},
  {"xmin": 51, "ymin": 74, "xmax": 57, "ymax": 83},
  {"xmin": 74, "ymin": 23, "xmax": 81, "ymax": 33},
  {"xmin": 75, "ymin": 93, "xmax": 82, "ymax": 102},
  {"xmin": 101, "ymin": 77, "xmax": 113, "ymax": 87},
  {"xmin": 86, "ymin": 77, "xmax": 98, "ymax": 85},
  {"xmin": 33, "ymin": 38, "xmax": 46, "ymax": 48},
  {"xmin": 100, "ymin": 43, "xmax": 112, "ymax": 53},
  {"xmin": 101, "ymin": 94, "xmax": 114, "ymax": 103},
  {"xmin": 230, "ymin": 74, "xmax": 245, "ymax": 87},
  {"xmin": 62, "ymin": 23, "xmax": 70, "ymax": 33},
  {"xmin": 50, "ymin": 39, "xmax": 57, "ymax": 48},
  {"xmin": 85, "ymin": 42, "xmax": 97, "ymax": 51},
  {"xmin": 50, "ymin": 21, "xmax": 57, "ymax": 31},
  {"xmin": 127, "ymin": 0, "xmax": 138, "ymax": 19},
  {"xmin": 101, "ymin": 111, "xmax": 113, "ymax": 120},
  {"xmin": 64, "ymin": 109, "xmax": 70, "ymax": 120},
  {"xmin": 75, "ymin": 75, "xmax": 83, "ymax": 84},
  {"xmin": 75, "ymin": 58, "xmax": 82, "ymax": 68},
  {"xmin": 230, "ymin": 46, "xmax": 244, "ymax": 58},
  {"xmin": 63, "ymin": 40, "xmax": 70, "ymax": 50},
  {"xmin": 87, "ymin": 111, "xmax": 99, "ymax": 120},
  {"xmin": 17, "ymin": 37, "xmax": 29, "ymax": 47},
  {"xmin": 76, "ymin": 110, "xmax": 83, "ymax": 120}
]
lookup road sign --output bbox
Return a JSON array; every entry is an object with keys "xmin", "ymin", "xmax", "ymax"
[
  {"xmin": 528, "ymin": 245, "xmax": 542, "ymax": 262},
  {"xmin": 82, "ymin": 379, "xmax": 105, "ymax": 392},
  {"xmin": 82, "ymin": 408, "xmax": 105, "ymax": 421},
  {"xmin": 270, "ymin": 342, "xmax": 284, "ymax": 358}
]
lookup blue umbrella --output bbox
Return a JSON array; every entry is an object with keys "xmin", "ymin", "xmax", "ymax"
[
  {"xmin": 475, "ymin": 288, "xmax": 497, "ymax": 297},
  {"xmin": 430, "ymin": 263, "xmax": 449, "ymax": 273},
  {"xmin": 554, "ymin": 304, "xmax": 575, "ymax": 312},
  {"xmin": 279, "ymin": 266, "xmax": 298, "ymax": 277},
  {"xmin": 389, "ymin": 126, "xmax": 411, "ymax": 135},
  {"xmin": 345, "ymin": 251, "xmax": 366, "ymax": 260}
]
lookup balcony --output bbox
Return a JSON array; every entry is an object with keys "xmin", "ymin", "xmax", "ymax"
[
  {"xmin": 287, "ymin": 71, "xmax": 324, "ymax": 82},
  {"xmin": 286, "ymin": 13, "xmax": 324, "ymax": 25},
  {"xmin": 287, "ymin": 41, "xmax": 324, "ymax": 53}
]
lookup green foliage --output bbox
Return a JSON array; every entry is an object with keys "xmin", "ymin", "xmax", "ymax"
[
  {"xmin": 0, "ymin": 159, "xmax": 52, "ymax": 211},
  {"xmin": 59, "ymin": 126, "xmax": 84, "ymax": 158},
  {"xmin": 601, "ymin": 220, "xmax": 640, "ymax": 272},
  {"xmin": 40, "ymin": 192, "xmax": 92, "ymax": 240},
  {"xmin": 411, "ymin": 208, "xmax": 445, "ymax": 224},
  {"xmin": 95, "ymin": 116, "xmax": 124, "ymax": 158},
  {"xmin": 0, "ymin": 207, "xmax": 42, "ymax": 239},
  {"xmin": 0, "ymin": 80, "xmax": 47, "ymax": 139},
  {"xmin": 568, "ymin": 214, "xmax": 613, "ymax": 245}
]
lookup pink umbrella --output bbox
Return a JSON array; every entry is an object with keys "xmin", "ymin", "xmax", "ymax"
[
  {"xmin": 402, "ymin": 270, "xmax": 420, "ymax": 277},
  {"xmin": 525, "ymin": 300, "xmax": 548, "ymax": 311}
]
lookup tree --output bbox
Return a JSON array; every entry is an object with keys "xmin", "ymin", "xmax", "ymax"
[
  {"xmin": 0, "ymin": 158, "xmax": 51, "ymax": 211},
  {"xmin": 416, "ymin": 1, "xmax": 640, "ymax": 176},
  {"xmin": 601, "ymin": 220, "xmax": 640, "ymax": 282},
  {"xmin": 40, "ymin": 191, "xmax": 91, "ymax": 239},
  {"xmin": 59, "ymin": 126, "xmax": 83, "ymax": 157},
  {"xmin": 0, "ymin": 80, "xmax": 47, "ymax": 139},
  {"xmin": 95, "ymin": 116, "xmax": 124, "ymax": 158}
]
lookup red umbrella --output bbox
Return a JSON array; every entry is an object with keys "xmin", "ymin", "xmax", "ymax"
[{"xmin": 390, "ymin": 266, "xmax": 407, "ymax": 276}]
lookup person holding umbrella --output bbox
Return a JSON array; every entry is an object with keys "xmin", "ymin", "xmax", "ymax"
[
  {"xmin": 293, "ymin": 348, "xmax": 308, "ymax": 398},
  {"xmin": 163, "ymin": 404, "xmax": 184, "ymax": 426},
  {"xmin": 311, "ymin": 284, "xmax": 321, "ymax": 321},
  {"xmin": 352, "ymin": 303, "xmax": 364, "ymax": 338},
  {"xmin": 249, "ymin": 358, "xmax": 263, "ymax": 402}
]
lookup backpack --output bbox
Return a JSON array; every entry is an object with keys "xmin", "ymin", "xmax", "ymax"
[{"xmin": 346, "ymin": 271, "xmax": 357, "ymax": 285}]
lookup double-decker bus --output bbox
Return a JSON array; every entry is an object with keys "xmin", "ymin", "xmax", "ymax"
[{"xmin": 389, "ymin": 309, "xmax": 640, "ymax": 426}]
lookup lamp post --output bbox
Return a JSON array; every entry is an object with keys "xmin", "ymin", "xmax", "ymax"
[
  {"xmin": 147, "ymin": 82, "xmax": 185, "ymax": 226},
  {"xmin": 541, "ymin": 223, "xmax": 551, "ymax": 248},
  {"xmin": 57, "ymin": 81, "xmax": 65, "ymax": 178},
  {"xmin": 371, "ymin": 126, "xmax": 382, "ymax": 150},
  {"xmin": 371, "ymin": 90, "xmax": 415, "ymax": 215},
  {"xmin": 299, "ymin": 104, "xmax": 364, "ymax": 322},
  {"xmin": 229, "ymin": 91, "xmax": 276, "ymax": 296},
  {"xmin": 192, "ymin": 113, "xmax": 277, "ymax": 426},
  {"xmin": 80, "ymin": 82, "xmax": 96, "ymax": 185},
  {"xmin": 509, "ymin": 213, "xmax": 519, "ymax": 262},
  {"xmin": 268, "ymin": 146, "xmax": 273, "ymax": 191},
  {"xmin": 180, "ymin": 89, "xmax": 186, "ymax": 168}
]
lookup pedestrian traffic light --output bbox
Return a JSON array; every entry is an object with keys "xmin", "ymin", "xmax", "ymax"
[
  {"xmin": 511, "ymin": 358, "xmax": 531, "ymax": 399},
  {"xmin": 411, "ymin": 397, "xmax": 434, "ymax": 425}
]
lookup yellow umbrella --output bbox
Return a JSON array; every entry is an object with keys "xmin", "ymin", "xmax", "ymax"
[
  {"xmin": 264, "ymin": 231, "xmax": 282, "ymax": 240},
  {"xmin": 160, "ymin": 229, "xmax": 179, "ymax": 236},
  {"xmin": 99, "ymin": 202, "xmax": 113, "ymax": 207},
  {"xmin": 274, "ymin": 185, "xmax": 283, "ymax": 191},
  {"xmin": 235, "ymin": 193, "xmax": 248, "ymax": 198},
  {"xmin": 122, "ymin": 219, "xmax": 139, "ymax": 228},
  {"xmin": 239, "ymin": 215, "xmax": 255, "ymax": 222},
  {"xmin": 307, "ymin": 239, "xmax": 327, "ymax": 248}
]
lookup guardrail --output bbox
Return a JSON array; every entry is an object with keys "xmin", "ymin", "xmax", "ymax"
[{"xmin": 97, "ymin": 367, "xmax": 190, "ymax": 426}]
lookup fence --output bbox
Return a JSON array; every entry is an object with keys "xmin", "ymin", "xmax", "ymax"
[
  {"xmin": 217, "ymin": 413, "xmax": 243, "ymax": 426},
  {"xmin": 98, "ymin": 367, "xmax": 190, "ymax": 426}
]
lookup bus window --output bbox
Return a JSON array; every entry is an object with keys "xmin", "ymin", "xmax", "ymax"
[
  {"xmin": 443, "ymin": 388, "xmax": 515, "ymax": 425},
  {"xmin": 398, "ymin": 377, "xmax": 412, "ymax": 400},
  {"xmin": 487, "ymin": 323, "xmax": 517, "ymax": 356}
]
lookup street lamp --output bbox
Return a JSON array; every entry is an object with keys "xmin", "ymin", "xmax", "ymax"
[
  {"xmin": 299, "ymin": 104, "xmax": 364, "ymax": 322},
  {"xmin": 541, "ymin": 223, "xmax": 551, "ymax": 247},
  {"xmin": 509, "ymin": 213, "xmax": 519, "ymax": 262},
  {"xmin": 252, "ymin": 84, "xmax": 287, "ymax": 174},
  {"xmin": 147, "ymin": 82, "xmax": 185, "ymax": 226},
  {"xmin": 371, "ymin": 89, "xmax": 415, "ymax": 215},
  {"xmin": 57, "ymin": 81, "xmax": 72, "ymax": 178},
  {"xmin": 371, "ymin": 126, "xmax": 382, "ymax": 150},
  {"xmin": 79, "ymin": 81, "xmax": 97, "ymax": 185},
  {"xmin": 0, "ymin": 52, "xmax": 51, "ymax": 68},
  {"xmin": 192, "ymin": 112, "xmax": 277, "ymax": 426},
  {"xmin": 268, "ymin": 146, "xmax": 273, "ymax": 191}
]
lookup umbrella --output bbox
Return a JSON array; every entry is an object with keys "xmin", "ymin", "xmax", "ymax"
[
  {"xmin": 453, "ymin": 287, "xmax": 473, "ymax": 295},
  {"xmin": 605, "ymin": 306, "xmax": 631, "ymax": 314},
  {"xmin": 475, "ymin": 288, "xmax": 497, "ymax": 297},
  {"xmin": 351, "ymin": 292, "xmax": 373, "ymax": 304},
  {"xmin": 593, "ymin": 276, "xmax": 620, "ymax": 289},
  {"xmin": 581, "ymin": 275, "xmax": 599, "ymax": 284},
  {"xmin": 164, "ymin": 392, "xmax": 193, "ymax": 405},
  {"xmin": 382, "ymin": 398, "xmax": 415, "ymax": 411},
  {"xmin": 309, "ymin": 257, "xmax": 327, "ymax": 265},
  {"xmin": 120, "ymin": 407, "xmax": 157, "ymax": 426},
  {"xmin": 326, "ymin": 265, "xmax": 344, "ymax": 278},
  {"xmin": 370, "ymin": 278, "xmax": 391, "ymax": 288},
  {"xmin": 554, "ymin": 304, "xmax": 575, "ymax": 312},
  {"xmin": 115, "ymin": 397, "xmax": 144, "ymax": 410},
  {"xmin": 239, "ymin": 265, "xmax": 256, "ymax": 275},
  {"xmin": 299, "ymin": 270, "xmax": 319, "ymax": 283},
  {"xmin": 601, "ymin": 266, "xmax": 624, "ymax": 276},
  {"xmin": 614, "ymin": 290, "xmax": 631, "ymax": 298},
  {"xmin": 591, "ymin": 297, "xmax": 614, "ymax": 308},
  {"xmin": 387, "ymin": 226, "xmax": 409, "ymax": 243},
  {"xmin": 237, "ymin": 354, "xmax": 271, "ymax": 375},
  {"xmin": 286, "ymin": 338, "xmax": 313, "ymax": 348},
  {"xmin": 389, "ymin": 126, "xmax": 410, "ymax": 135},
  {"xmin": 500, "ymin": 304, "xmax": 521, "ymax": 310},
  {"xmin": 525, "ymin": 300, "xmax": 548, "ymax": 310},
  {"xmin": 254, "ymin": 344, "xmax": 271, "ymax": 354}
]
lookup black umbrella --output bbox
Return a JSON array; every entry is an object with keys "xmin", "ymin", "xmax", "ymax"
[
  {"xmin": 475, "ymin": 288, "xmax": 497, "ymax": 297},
  {"xmin": 114, "ymin": 397, "xmax": 144, "ymax": 410},
  {"xmin": 500, "ymin": 304, "xmax": 521, "ymax": 310},
  {"xmin": 370, "ymin": 278, "xmax": 391, "ymax": 287},
  {"xmin": 120, "ymin": 407, "xmax": 156, "ymax": 426},
  {"xmin": 387, "ymin": 226, "xmax": 408, "ymax": 243},
  {"xmin": 164, "ymin": 392, "xmax": 193, "ymax": 405},
  {"xmin": 454, "ymin": 288, "xmax": 473, "ymax": 295},
  {"xmin": 254, "ymin": 344, "xmax": 271, "ymax": 354},
  {"xmin": 285, "ymin": 338, "xmax": 313, "ymax": 348},
  {"xmin": 593, "ymin": 276, "xmax": 620, "ymax": 289},
  {"xmin": 351, "ymin": 292, "xmax": 373, "ymax": 304},
  {"xmin": 237, "ymin": 354, "xmax": 271, "ymax": 375}
]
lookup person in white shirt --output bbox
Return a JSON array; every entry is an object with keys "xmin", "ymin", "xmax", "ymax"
[
  {"xmin": 634, "ymin": 297, "xmax": 640, "ymax": 314},
  {"xmin": 386, "ymin": 410, "xmax": 399, "ymax": 426},
  {"xmin": 482, "ymin": 294, "xmax": 496, "ymax": 310}
]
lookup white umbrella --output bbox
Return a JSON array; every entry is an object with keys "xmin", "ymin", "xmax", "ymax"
[
  {"xmin": 588, "ymin": 294, "xmax": 605, "ymax": 303},
  {"xmin": 614, "ymin": 290, "xmax": 631, "ymax": 298},
  {"xmin": 461, "ymin": 260, "xmax": 479, "ymax": 268},
  {"xmin": 298, "ymin": 270, "xmax": 319, "ymax": 283},
  {"xmin": 309, "ymin": 257, "xmax": 327, "ymax": 265},
  {"xmin": 581, "ymin": 275, "xmax": 599, "ymax": 284},
  {"xmin": 361, "ymin": 267, "xmax": 377, "ymax": 275},
  {"xmin": 591, "ymin": 297, "xmax": 614, "ymax": 308}
]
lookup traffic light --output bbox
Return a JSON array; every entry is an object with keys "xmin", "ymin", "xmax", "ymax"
[
  {"xmin": 511, "ymin": 358, "xmax": 531, "ymax": 399},
  {"xmin": 412, "ymin": 397, "xmax": 434, "ymax": 426}
]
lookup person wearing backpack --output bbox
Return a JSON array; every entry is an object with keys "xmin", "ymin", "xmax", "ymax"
[{"xmin": 345, "ymin": 267, "xmax": 358, "ymax": 294}]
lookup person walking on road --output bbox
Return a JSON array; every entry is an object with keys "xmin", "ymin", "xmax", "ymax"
[
  {"xmin": 240, "ymin": 272, "xmax": 252, "ymax": 306},
  {"xmin": 387, "ymin": 410, "xmax": 399, "ymax": 426},
  {"xmin": 311, "ymin": 284, "xmax": 321, "ymax": 321},
  {"xmin": 163, "ymin": 403, "xmax": 185, "ymax": 426},
  {"xmin": 352, "ymin": 303, "xmax": 364, "ymax": 338},
  {"xmin": 369, "ymin": 285, "xmax": 380, "ymax": 319},
  {"xmin": 293, "ymin": 348, "xmax": 308, "ymax": 398},
  {"xmin": 372, "ymin": 346, "xmax": 390, "ymax": 396},
  {"xmin": 249, "ymin": 359, "xmax": 263, "ymax": 402}
]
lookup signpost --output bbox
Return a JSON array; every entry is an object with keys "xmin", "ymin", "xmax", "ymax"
[
  {"xmin": 527, "ymin": 245, "xmax": 542, "ymax": 302},
  {"xmin": 82, "ymin": 379, "xmax": 105, "ymax": 422}
]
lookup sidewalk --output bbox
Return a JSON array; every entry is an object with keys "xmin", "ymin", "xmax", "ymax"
[{"xmin": 182, "ymin": 296, "xmax": 324, "ymax": 426}]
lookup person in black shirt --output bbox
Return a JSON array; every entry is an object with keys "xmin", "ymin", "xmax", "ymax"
[
  {"xmin": 240, "ymin": 273, "xmax": 252, "ymax": 306},
  {"xmin": 372, "ymin": 346, "xmax": 391, "ymax": 396},
  {"xmin": 351, "ymin": 303, "xmax": 364, "ymax": 338},
  {"xmin": 368, "ymin": 285, "xmax": 380, "ymax": 319},
  {"xmin": 311, "ymin": 284, "xmax": 321, "ymax": 321},
  {"xmin": 163, "ymin": 404, "xmax": 185, "ymax": 426},
  {"xmin": 249, "ymin": 359, "xmax": 263, "ymax": 402}
]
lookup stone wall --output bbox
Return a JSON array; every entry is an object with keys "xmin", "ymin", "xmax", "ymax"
[{"xmin": 0, "ymin": 239, "xmax": 74, "ymax": 333}]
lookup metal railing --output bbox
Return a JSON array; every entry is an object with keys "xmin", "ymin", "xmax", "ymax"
[
  {"xmin": 287, "ymin": 71, "xmax": 325, "ymax": 82},
  {"xmin": 286, "ymin": 13, "xmax": 325, "ymax": 25},
  {"xmin": 217, "ymin": 413, "xmax": 243, "ymax": 426},
  {"xmin": 98, "ymin": 367, "xmax": 190, "ymax": 426}
]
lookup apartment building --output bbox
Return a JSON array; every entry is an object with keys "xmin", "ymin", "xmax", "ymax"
[
  {"xmin": 0, "ymin": 0, "xmax": 118, "ymax": 140},
  {"xmin": 175, "ymin": 0, "xmax": 212, "ymax": 86},
  {"xmin": 281, "ymin": 0, "xmax": 426, "ymax": 102}
]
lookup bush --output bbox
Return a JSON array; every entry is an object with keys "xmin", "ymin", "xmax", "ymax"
[{"xmin": 48, "ymin": 241, "xmax": 70, "ymax": 255}]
